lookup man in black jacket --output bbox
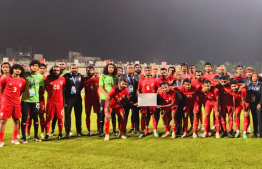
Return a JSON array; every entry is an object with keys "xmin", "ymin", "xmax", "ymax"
[
  {"xmin": 246, "ymin": 73, "xmax": 262, "ymax": 138},
  {"xmin": 119, "ymin": 64, "xmax": 141, "ymax": 134},
  {"xmin": 63, "ymin": 64, "xmax": 83, "ymax": 137}
]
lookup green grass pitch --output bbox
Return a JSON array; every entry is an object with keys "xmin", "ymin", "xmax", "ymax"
[{"xmin": 1, "ymin": 99, "xmax": 262, "ymax": 169}]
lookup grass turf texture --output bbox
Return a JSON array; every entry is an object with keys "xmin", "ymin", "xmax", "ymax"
[{"xmin": 0, "ymin": 102, "xmax": 261, "ymax": 168}]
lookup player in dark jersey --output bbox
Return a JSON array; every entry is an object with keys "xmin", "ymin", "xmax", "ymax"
[
  {"xmin": 0, "ymin": 64, "xmax": 26, "ymax": 147},
  {"xmin": 44, "ymin": 66, "xmax": 66, "ymax": 141},
  {"xmin": 216, "ymin": 76, "xmax": 234, "ymax": 138},
  {"xmin": 81, "ymin": 66, "xmax": 100, "ymax": 135}
]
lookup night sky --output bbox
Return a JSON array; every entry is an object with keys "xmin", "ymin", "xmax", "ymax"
[{"xmin": 0, "ymin": 0, "xmax": 262, "ymax": 65}]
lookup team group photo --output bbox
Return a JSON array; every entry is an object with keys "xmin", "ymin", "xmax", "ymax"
[{"xmin": 1, "ymin": 0, "xmax": 262, "ymax": 168}]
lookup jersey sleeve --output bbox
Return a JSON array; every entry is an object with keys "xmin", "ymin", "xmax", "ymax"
[
  {"xmin": 21, "ymin": 79, "xmax": 26, "ymax": 91},
  {"xmin": 0, "ymin": 76, "xmax": 7, "ymax": 88},
  {"xmin": 214, "ymin": 88, "xmax": 219, "ymax": 97},
  {"xmin": 241, "ymin": 88, "xmax": 247, "ymax": 98},
  {"xmin": 155, "ymin": 79, "xmax": 160, "ymax": 88},
  {"xmin": 138, "ymin": 79, "xmax": 142, "ymax": 89}
]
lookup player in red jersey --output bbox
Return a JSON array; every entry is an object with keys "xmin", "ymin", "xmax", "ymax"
[
  {"xmin": 191, "ymin": 70, "xmax": 205, "ymax": 132},
  {"xmin": 189, "ymin": 65, "xmax": 196, "ymax": 79},
  {"xmin": 157, "ymin": 82, "xmax": 177, "ymax": 138},
  {"xmin": 181, "ymin": 63, "xmax": 194, "ymax": 80},
  {"xmin": 200, "ymin": 80, "xmax": 221, "ymax": 139},
  {"xmin": 26, "ymin": 64, "xmax": 47, "ymax": 139},
  {"xmin": 174, "ymin": 78, "xmax": 200, "ymax": 138},
  {"xmin": 134, "ymin": 64, "xmax": 144, "ymax": 78},
  {"xmin": 0, "ymin": 64, "xmax": 26, "ymax": 147},
  {"xmin": 81, "ymin": 66, "xmax": 100, "ymax": 135},
  {"xmin": 157, "ymin": 68, "xmax": 169, "ymax": 85},
  {"xmin": 216, "ymin": 76, "xmax": 234, "ymax": 138},
  {"xmin": 202, "ymin": 62, "xmax": 217, "ymax": 84},
  {"xmin": 231, "ymin": 65, "xmax": 247, "ymax": 82},
  {"xmin": 224, "ymin": 79, "xmax": 251, "ymax": 138},
  {"xmin": 167, "ymin": 66, "xmax": 176, "ymax": 86},
  {"xmin": 44, "ymin": 66, "xmax": 66, "ymax": 140},
  {"xmin": 104, "ymin": 79, "xmax": 135, "ymax": 141},
  {"xmin": 137, "ymin": 66, "xmax": 160, "ymax": 138}
]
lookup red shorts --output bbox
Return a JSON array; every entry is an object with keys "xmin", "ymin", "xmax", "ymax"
[
  {"xmin": 162, "ymin": 105, "xmax": 177, "ymax": 113},
  {"xmin": 140, "ymin": 106, "xmax": 156, "ymax": 114},
  {"xmin": 40, "ymin": 100, "xmax": 45, "ymax": 114},
  {"xmin": 104, "ymin": 107, "xmax": 125, "ymax": 115},
  {"xmin": 184, "ymin": 103, "xmax": 199, "ymax": 114},
  {"xmin": 0, "ymin": 105, "xmax": 21, "ymax": 119},
  {"xmin": 85, "ymin": 100, "xmax": 100, "ymax": 114},
  {"xmin": 46, "ymin": 103, "xmax": 64, "ymax": 120},
  {"xmin": 204, "ymin": 101, "xmax": 217, "ymax": 114},
  {"xmin": 221, "ymin": 105, "xmax": 233, "ymax": 115}
]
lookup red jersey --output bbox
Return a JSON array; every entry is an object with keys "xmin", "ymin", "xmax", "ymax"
[
  {"xmin": 217, "ymin": 83, "xmax": 233, "ymax": 106},
  {"xmin": 45, "ymin": 77, "xmax": 66, "ymax": 104},
  {"xmin": 166, "ymin": 75, "xmax": 176, "ymax": 85},
  {"xmin": 0, "ymin": 75, "xmax": 4, "ymax": 104},
  {"xmin": 202, "ymin": 72, "xmax": 217, "ymax": 80},
  {"xmin": 191, "ymin": 80, "xmax": 205, "ymax": 103},
  {"xmin": 233, "ymin": 74, "xmax": 247, "ymax": 82},
  {"xmin": 175, "ymin": 85, "xmax": 200, "ymax": 106},
  {"xmin": 223, "ymin": 87, "xmax": 250, "ymax": 107},
  {"xmin": 157, "ymin": 76, "xmax": 168, "ymax": 85},
  {"xmin": 138, "ymin": 77, "xmax": 159, "ymax": 93},
  {"xmin": 106, "ymin": 86, "xmax": 129, "ymax": 109},
  {"xmin": 202, "ymin": 86, "xmax": 219, "ymax": 102},
  {"xmin": 0, "ymin": 75, "xmax": 26, "ymax": 106},
  {"xmin": 39, "ymin": 75, "xmax": 47, "ymax": 101},
  {"xmin": 182, "ymin": 73, "xmax": 194, "ymax": 80},
  {"xmin": 81, "ymin": 76, "xmax": 100, "ymax": 100},
  {"xmin": 158, "ymin": 88, "xmax": 176, "ymax": 105}
]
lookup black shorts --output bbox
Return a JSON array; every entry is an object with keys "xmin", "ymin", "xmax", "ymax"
[{"xmin": 21, "ymin": 102, "xmax": 40, "ymax": 114}]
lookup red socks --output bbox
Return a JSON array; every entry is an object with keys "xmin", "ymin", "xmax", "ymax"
[
  {"xmin": 235, "ymin": 117, "xmax": 240, "ymax": 130},
  {"xmin": 26, "ymin": 119, "xmax": 32, "ymax": 135},
  {"xmin": 193, "ymin": 119, "xmax": 198, "ymax": 133},
  {"xmin": 204, "ymin": 117, "xmax": 210, "ymax": 132},
  {"xmin": 213, "ymin": 113, "xmax": 215, "ymax": 127},
  {"xmin": 12, "ymin": 130, "xmax": 18, "ymax": 141},
  {"xmin": 45, "ymin": 121, "xmax": 50, "ymax": 134},
  {"xmin": 86, "ymin": 117, "xmax": 90, "ymax": 131},
  {"xmin": 58, "ymin": 119, "xmax": 63, "ymax": 133},
  {"xmin": 244, "ymin": 117, "xmax": 249, "ymax": 132},
  {"xmin": 104, "ymin": 122, "xmax": 110, "ymax": 135},
  {"xmin": 215, "ymin": 118, "xmax": 220, "ymax": 133},
  {"xmin": 221, "ymin": 116, "xmax": 227, "ymax": 131},
  {"xmin": 0, "ymin": 132, "xmax": 4, "ymax": 142},
  {"xmin": 164, "ymin": 125, "xmax": 170, "ymax": 132},
  {"xmin": 172, "ymin": 124, "xmax": 176, "ymax": 132},
  {"xmin": 183, "ymin": 118, "xmax": 188, "ymax": 133},
  {"xmin": 152, "ymin": 117, "xmax": 157, "ymax": 130},
  {"xmin": 40, "ymin": 118, "xmax": 45, "ymax": 133}
]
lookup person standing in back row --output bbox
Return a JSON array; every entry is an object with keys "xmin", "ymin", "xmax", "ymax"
[{"xmin": 63, "ymin": 64, "xmax": 83, "ymax": 138}]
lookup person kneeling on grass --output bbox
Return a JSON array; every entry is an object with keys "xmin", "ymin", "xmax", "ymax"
[
  {"xmin": 157, "ymin": 82, "xmax": 178, "ymax": 139},
  {"xmin": 104, "ymin": 79, "xmax": 136, "ymax": 141}
]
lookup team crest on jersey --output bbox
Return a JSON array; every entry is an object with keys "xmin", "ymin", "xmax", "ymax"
[
  {"xmin": 187, "ymin": 95, "xmax": 192, "ymax": 98},
  {"xmin": 0, "ymin": 113, "xmax": 3, "ymax": 117},
  {"xmin": 60, "ymin": 82, "xmax": 63, "ymax": 85},
  {"xmin": 151, "ymin": 83, "xmax": 154, "ymax": 86},
  {"xmin": 123, "ymin": 95, "xmax": 125, "ymax": 98},
  {"xmin": 9, "ymin": 83, "xmax": 12, "ymax": 85},
  {"xmin": 95, "ymin": 83, "xmax": 98, "ymax": 86},
  {"xmin": 19, "ymin": 84, "xmax": 22, "ymax": 88}
]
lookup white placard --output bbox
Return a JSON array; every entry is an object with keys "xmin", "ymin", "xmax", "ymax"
[{"xmin": 138, "ymin": 93, "xmax": 157, "ymax": 107}]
